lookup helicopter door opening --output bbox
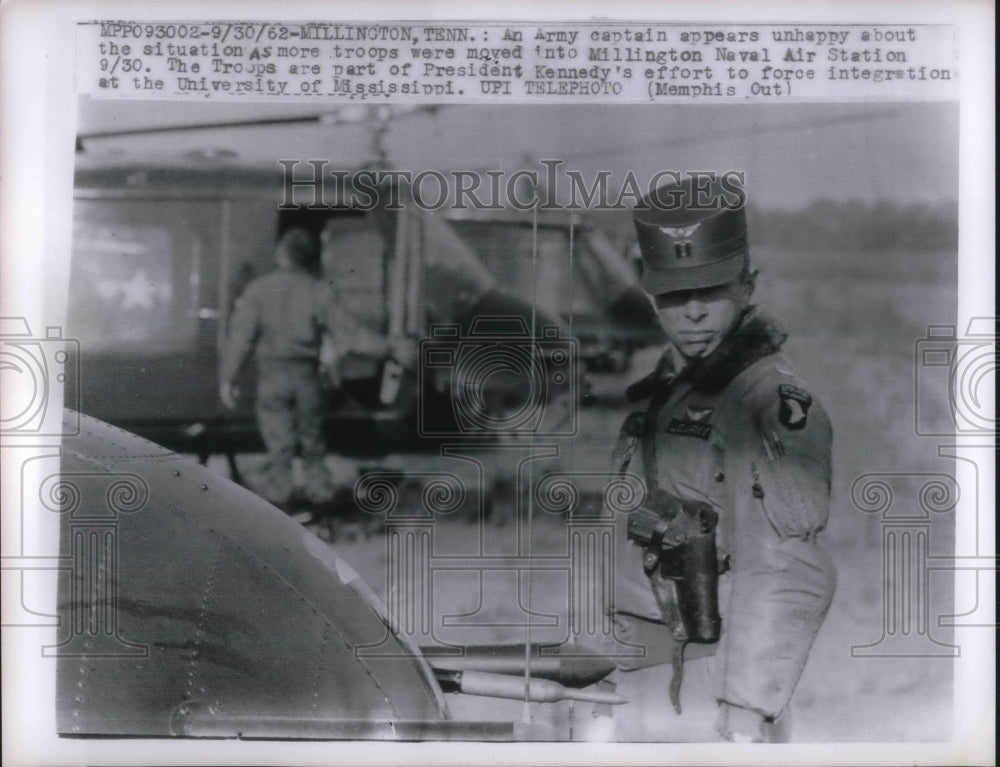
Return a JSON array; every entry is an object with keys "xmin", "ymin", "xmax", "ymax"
[{"xmin": 276, "ymin": 209, "xmax": 393, "ymax": 406}]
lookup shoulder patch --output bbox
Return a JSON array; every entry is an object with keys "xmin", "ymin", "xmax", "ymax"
[{"xmin": 778, "ymin": 383, "xmax": 812, "ymax": 430}]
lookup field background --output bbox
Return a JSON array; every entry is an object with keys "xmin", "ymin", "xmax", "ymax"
[{"xmin": 226, "ymin": 227, "xmax": 960, "ymax": 742}]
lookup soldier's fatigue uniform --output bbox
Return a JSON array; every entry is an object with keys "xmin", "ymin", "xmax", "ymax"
[
  {"xmin": 603, "ymin": 306, "xmax": 836, "ymax": 741},
  {"xmin": 221, "ymin": 267, "xmax": 381, "ymax": 506}
]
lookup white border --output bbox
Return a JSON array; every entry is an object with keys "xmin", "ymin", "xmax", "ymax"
[{"xmin": 1, "ymin": 1, "xmax": 994, "ymax": 765}]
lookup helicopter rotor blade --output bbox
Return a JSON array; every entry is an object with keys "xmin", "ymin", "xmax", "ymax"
[{"xmin": 76, "ymin": 104, "xmax": 441, "ymax": 148}]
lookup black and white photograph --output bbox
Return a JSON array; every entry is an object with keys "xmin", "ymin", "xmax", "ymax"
[{"xmin": 1, "ymin": 4, "xmax": 994, "ymax": 765}]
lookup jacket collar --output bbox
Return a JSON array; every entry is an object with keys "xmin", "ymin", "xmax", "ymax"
[{"xmin": 626, "ymin": 307, "xmax": 787, "ymax": 402}]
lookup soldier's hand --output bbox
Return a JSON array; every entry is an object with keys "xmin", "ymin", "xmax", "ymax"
[
  {"xmin": 388, "ymin": 336, "xmax": 417, "ymax": 367},
  {"xmin": 219, "ymin": 381, "xmax": 239, "ymax": 410},
  {"xmin": 319, "ymin": 363, "xmax": 341, "ymax": 391},
  {"xmin": 717, "ymin": 702, "xmax": 767, "ymax": 743}
]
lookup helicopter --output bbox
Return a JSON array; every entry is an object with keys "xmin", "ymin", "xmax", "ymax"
[
  {"xmin": 65, "ymin": 105, "xmax": 662, "ymax": 469},
  {"xmin": 445, "ymin": 205, "xmax": 663, "ymax": 373},
  {"xmin": 51, "ymin": 408, "xmax": 624, "ymax": 740}
]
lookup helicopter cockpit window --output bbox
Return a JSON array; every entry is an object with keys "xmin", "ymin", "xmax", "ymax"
[
  {"xmin": 418, "ymin": 211, "xmax": 497, "ymax": 325},
  {"xmin": 69, "ymin": 201, "xmax": 205, "ymax": 353},
  {"xmin": 449, "ymin": 221, "xmax": 596, "ymax": 319}
]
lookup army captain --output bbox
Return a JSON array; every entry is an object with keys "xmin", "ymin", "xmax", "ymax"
[{"xmin": 601, "ymin": 175, "xmax": 837, "ymax": 742}]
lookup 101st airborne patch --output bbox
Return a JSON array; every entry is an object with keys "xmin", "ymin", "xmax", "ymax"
[{"xmin": 778, "ymin": 383, "xmax": 813, "ymax": 430}]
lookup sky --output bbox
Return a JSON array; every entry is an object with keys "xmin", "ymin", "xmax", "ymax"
[{"xmin": 76, "ymin": 99, "xmax": 958, "ymax": 210}]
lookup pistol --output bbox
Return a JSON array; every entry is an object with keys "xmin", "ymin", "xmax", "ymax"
[{"xmin": 627, "ymin": 492, "xmax": 722, "ymax": 643}]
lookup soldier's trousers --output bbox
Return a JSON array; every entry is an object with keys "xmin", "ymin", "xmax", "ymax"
[
  {"xmin": 255, "ymin": 358, "xmax": 334, "ymax": 506},
  {"xmin": 576, "ymin": 610, "xmax": 790, "ymax": 742}
]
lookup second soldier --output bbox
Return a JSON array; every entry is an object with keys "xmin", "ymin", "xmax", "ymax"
[{"xmin": 220, "ymin": 227, "xmax": 398, "ymax": 512}]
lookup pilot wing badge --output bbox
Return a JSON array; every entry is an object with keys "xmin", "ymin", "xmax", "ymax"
[
  {"xmin": 659, "ymin": 222, "xmax": 702, "ymax": 260},
  {"xmin": 666, "ymin": 403, "xmax": 714, "ymax": 440},
  {"xmin": 684, "ymin": 403, "xmax": 714, "ymax": 422},
  {"xmin": 778, "ymin": 384, "xmax": 813, "ymax": 430},
  {"xmin": 658, "ymin": 222, "xmax": 701, "ymax": 240}
]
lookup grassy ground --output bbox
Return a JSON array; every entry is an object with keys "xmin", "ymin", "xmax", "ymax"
[{"xmin": 753, "ymin": 247, "xmax": 958, "ymax": 741}]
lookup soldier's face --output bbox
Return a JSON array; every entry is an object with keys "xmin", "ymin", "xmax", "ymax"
[{"xmin": 655, "ymin": 276, "xmax": 752, "ymax": 360}]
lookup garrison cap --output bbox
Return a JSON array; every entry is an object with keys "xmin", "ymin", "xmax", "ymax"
[{"xmin": 633, "ymin": 175, "xmax": 748, "ymax": 295}]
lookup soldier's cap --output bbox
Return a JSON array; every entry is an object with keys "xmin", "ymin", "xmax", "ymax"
[
  {"xmin": 633, "ymin": 176, "xmax": 748, "ymax": 296},
  {"xmin": 277, "ymin": 227, "xmax": 318, "ymax": 266}
]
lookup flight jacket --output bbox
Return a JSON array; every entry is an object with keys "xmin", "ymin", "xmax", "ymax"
[{"xmin": 611, "ymin": 306, "xmax": 837, "ymax": 719}]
